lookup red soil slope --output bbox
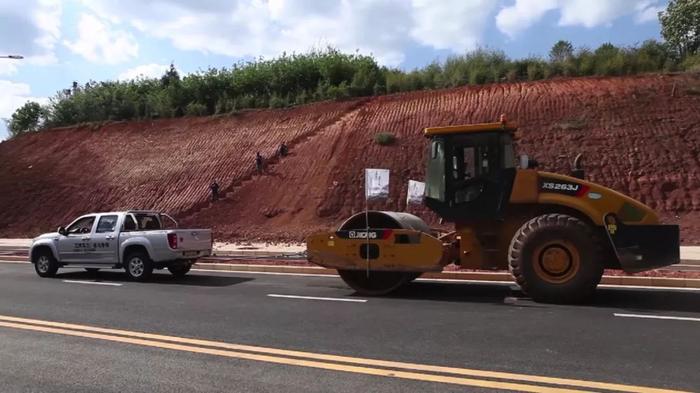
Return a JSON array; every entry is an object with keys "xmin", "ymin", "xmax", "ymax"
[
  {"xmin": 2, "ymin": 73, "xmax": 699, "ymax": 243},
  {"xmin": 0, "ymin": 100, "xmax": 359, "ymax": 235}
]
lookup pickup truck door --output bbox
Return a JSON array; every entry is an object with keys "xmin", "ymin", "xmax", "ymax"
[
  {"xmin": 90, "ymin": 214, "xmax": 120, "ymax": 264},
  {"xmin": 57, "ymin": 216, "xmax": 96, "ymax": 263}
]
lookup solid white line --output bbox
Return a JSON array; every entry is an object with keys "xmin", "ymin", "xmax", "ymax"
[
  {"xmin": 599, "ymin": 284, "xmax": 700, "ymax": 292},
  {"xmin": 62, "ymin": 280, "xmax": 122, "ymax": 287},
  {"xmin": 267, "ymin": 294, "xmax": 367, "ymax": 303},
  {"xmin": 192, "ymin": 269, "xmax": 700, "ymax": 292},
  {"xmin": 614, "ymin": 313, "xmax": 700, "ymax": 323}
]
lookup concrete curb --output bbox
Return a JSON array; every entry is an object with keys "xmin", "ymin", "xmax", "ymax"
[
  {"xmin": 0, "ymin": 255, "xmax": 28, "ymax": 261},
  {"xmin": 193, "ymin": 263, "xmax": 700, "ymax": 289}
]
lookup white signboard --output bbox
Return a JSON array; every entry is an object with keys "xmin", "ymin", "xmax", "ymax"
[
  {"xmin": 365, "ymin": 168, "xmax": 390, "ymax": 199},
  {"xmin": 406, "ymin": 180, "xmax": 425, "ymax": 205}
]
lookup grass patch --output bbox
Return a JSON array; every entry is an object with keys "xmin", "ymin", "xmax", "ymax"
[
  {"xmin": 557, "ymin": 117, "xmax": 588, "ymax": 131},
  {"xmin": 685, "ymin": 85, "xmax": 700, "ymax": 95},
  {"xmin": 374, "ymin": 132, "xmax": 396, "ymax": 146}
]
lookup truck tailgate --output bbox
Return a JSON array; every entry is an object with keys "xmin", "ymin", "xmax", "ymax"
[{"xmin": 171, "ymin": 229, "xmax": 212, "ymax": 254}]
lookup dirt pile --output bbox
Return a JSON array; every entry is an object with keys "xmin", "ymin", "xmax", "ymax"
[{"xmin": 1, "ymin": 73, "xmax": 699, "ymax": 243}]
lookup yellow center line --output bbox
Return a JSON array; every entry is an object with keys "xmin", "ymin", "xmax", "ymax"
[
  {"xmin": 0, "ymin": 314, "xmax": 689, "ymax": 393},
  {"xmin": 0, "ymin": 320, "xmax": 585, "ymax": 393}
]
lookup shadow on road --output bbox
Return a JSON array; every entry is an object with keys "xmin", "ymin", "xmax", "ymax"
[
  {"xmin": 57, "ymin": 270, "xmax": 254, "ymax": 287},
  {"xmin": 385, "ymin": 281, "xmax": 539, "ymax": 306},
  {"xmin": 378, "ymin": 280, "xmax": 700, "ymax": 313}
]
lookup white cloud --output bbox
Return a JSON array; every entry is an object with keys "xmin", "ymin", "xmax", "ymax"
[
  {"xmin": 634, "ymin": 3, "xmax": 664, "ymax": 24},
  {"xmin": 0, "ymin": 62, "xmax": 18, "ymax": 77},
  {"xmin": 496, "ymin": 0, "xmax": 559, "ymax": 39},
  {"xmin": 411, "ymin": 0, "xmax": 498, "ymax": 52},
  {"xmin": 0, "ymin": 80, "xmax": 47, "ymax": 139},
  {"xmin": 80, "ymin": 0, "xmax": 503, "ymax": 66},
  {"xmin": 118, "ymin": 63, "xmax": 170, "ymax": 81},
  {"xmin": 0, "ymin": 81, "xmax": 32, "ymax": 119},
  {"xmin": 496, "ymin": 0, "xmax": 664, "ymax": 37},
  {"xmin": 64, "ymin": 13, "xmax": 138, "ymax": 64},
  {"xmin": 0, "ymin": 0, "xmax": 62, "ymax": 66}
]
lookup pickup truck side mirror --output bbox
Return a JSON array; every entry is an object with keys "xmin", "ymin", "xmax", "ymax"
[{"xmin": 57, "ymin": 226, "xmax": 67, "ymax": 236}]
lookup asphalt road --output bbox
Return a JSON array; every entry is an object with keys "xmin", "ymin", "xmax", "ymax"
[{"xmin": 0, "ymin": 262, "xmax": 699, "ymax": 392}]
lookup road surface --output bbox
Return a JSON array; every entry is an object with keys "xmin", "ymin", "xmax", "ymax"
[{"xmin": 0, "ymin": 262, "xmax": 698, "ymax": 392}]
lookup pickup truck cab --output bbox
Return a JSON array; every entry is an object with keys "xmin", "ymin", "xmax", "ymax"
[{"xmin": 30, "ymin": 210, "xmax": 212, "ymax": 281}]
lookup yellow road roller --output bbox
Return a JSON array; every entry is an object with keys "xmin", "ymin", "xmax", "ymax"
[{"xmin": 306, "ymin": 120, "xmax": 680, "ymax": 303}]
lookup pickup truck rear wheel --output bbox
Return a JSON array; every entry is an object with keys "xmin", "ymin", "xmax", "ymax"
[
  {"xmin": 124, "ymin": 251, "xmax": 153, "ymax": 281},
  {"xmin": 167, "ymin": 263, "xmax": 191, "ymax": 278},
  {"xmin": 33, "ymin": 250, "xmax": 59, "ymax": 278}
]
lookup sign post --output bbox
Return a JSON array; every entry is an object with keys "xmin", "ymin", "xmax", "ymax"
[
  {"xmin": 364, "ymin": 169, "xmax": 390, "ymax": 276},
  {"xmin": 406, "ymin": 180, "xmax": 425, "ymax": 206}
]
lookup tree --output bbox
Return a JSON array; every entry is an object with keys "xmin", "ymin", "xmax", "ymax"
[
  {"xmin": 7, "ymin": 101, "xmax": 46, "ymax": 138},
  {"xmin": 659, "ymin": 0, "xmax": 700, "ymax": 58},
  {"xmin": 161, "ymin": 63, "xmax": 181, "ymax": 87},
  {"xmin": 550, "ymin": 40, "xmax": 574, "ymax": 63}
]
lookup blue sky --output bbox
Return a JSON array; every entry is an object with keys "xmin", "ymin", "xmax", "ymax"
[{"xmin": 0, "ymin": 0, "xmax": 667, "ymax": 140}]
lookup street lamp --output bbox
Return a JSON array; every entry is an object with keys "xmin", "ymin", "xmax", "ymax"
[{"xmin": 0, "ymin": 55, "xmax": 23, "ymax": 59}]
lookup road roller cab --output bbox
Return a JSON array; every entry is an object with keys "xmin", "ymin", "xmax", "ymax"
[
  {"xmin": 422, "ymin": 121, "xmax": 518, "ymax": 221},
  {"xmin": 306, "ymin": 119, "xmax": 680, "ymax": 303}
]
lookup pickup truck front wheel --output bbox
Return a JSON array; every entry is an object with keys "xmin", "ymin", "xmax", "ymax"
[
  {"xmin": 33, "ymin": 250, "xmax": 59, "ymax": 278},
  {"xmin": 124, "ymin": 251, "xmax": 153, "ymax": 281}
]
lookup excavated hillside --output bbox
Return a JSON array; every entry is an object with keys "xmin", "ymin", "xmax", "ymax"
[{"xmin": 1, "ymin": 73, "xmax": 700, "ymax": 243}]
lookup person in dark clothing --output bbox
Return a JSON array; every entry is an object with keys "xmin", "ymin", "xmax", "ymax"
[
  {"xmin": 210, "ymin": 180, "xmax": 220, "ymax": 201},
  {"xmin": 255, "ymin": 152, "xmax": 264, "ymax": 173},
  {"xmin": 279, "ymin": 142, "xmax": 288, "ymax": 157}
]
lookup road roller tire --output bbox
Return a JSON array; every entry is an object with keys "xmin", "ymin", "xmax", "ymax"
[
  {"xmin": 508, "ymin": 214, "xmax": 604, "ymax": 304},
  {"xmin": 337, "ymin": 270, "xmax": 412, "ymax": 296}
]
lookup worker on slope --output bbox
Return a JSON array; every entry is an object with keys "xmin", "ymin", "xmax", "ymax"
[
  {"xmin": 255, "ymin": 152, "xmax": 264, "ymax": 174},
  {"xmin": 210, "ymin": 180, "xmax": 220, "ymax": 201},
  {"xmin": 279, "ymin": 141, "xmax": 288, "ymax": 157}
]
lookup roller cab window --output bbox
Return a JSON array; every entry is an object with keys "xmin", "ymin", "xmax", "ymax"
[{"xmin": 424, "ymin": 131, "xmax": 517, "ymax": 219}]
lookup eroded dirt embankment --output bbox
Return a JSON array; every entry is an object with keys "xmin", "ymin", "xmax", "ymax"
[{"xmin": 1, "ymin": 73, "xmax": 699, "ymax": 243}]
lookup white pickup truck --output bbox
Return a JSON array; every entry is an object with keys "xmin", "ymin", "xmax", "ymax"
[{"xmin": 30, "ymin": 210, "xmax": 212, "ymax": 281}]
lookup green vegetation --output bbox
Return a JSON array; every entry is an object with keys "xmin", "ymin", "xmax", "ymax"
[
  {"xmin": 659, "ymin": 0, "xmax": 700, "ymax": 58},
  {"xmin": 7, "ymin": 102, "xmax": 46, "ymax": 138},
  {"xmin": 374, "ymin": 132, "xmax": 397, "ymax": 146},
  {"xmin": 6, "ymin": 1, "xmax": 700, "ymax": 138}
]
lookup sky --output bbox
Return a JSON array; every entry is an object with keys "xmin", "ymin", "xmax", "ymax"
[{"xmin": 0, "ymin": 0, "xmax": 668, "ymax": 140}]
